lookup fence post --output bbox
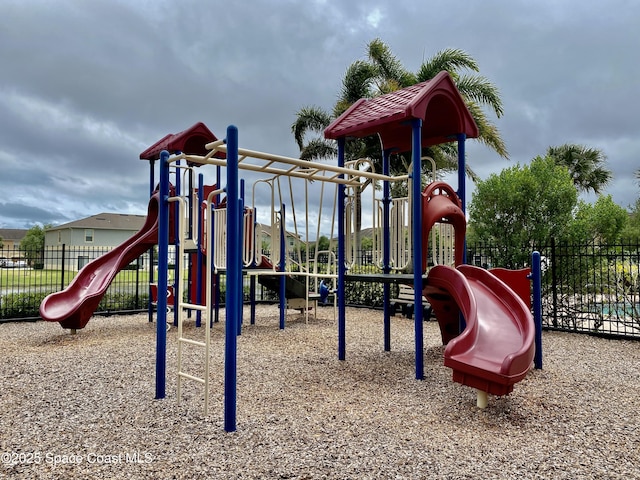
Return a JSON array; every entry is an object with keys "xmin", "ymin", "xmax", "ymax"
[
  {"xmin": 60, "ymin": 243, "xmax": 66, "ymax": 291},
  {"xmin": 148, "ymin": 246, "xmax": 154, "ymax": 322},
  {"xmin": 550, "ymin": 237, "xmax": 558, "ymax": 327},
  {"xmin": 135, "ymin": 255, "xmax": 141, "ymax": 309},
  {"xmin": 532, "ymin": 251, "xmax": 543, "ymax": 369}
]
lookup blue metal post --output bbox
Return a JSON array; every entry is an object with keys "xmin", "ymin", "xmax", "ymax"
[
  {"xmin": 337, "ymin": 138, "xmax": 346, "ymax": 361},
  {"xmin": 532, "ymin": 251, "xmax": 543, "ymax": 369},
  {"xmin": 457, "ymin": 133, "xmax": 468, "ymax": 334},
  {"xmin": 195, "ymin": 174, "xmax": 204, "ymax": 328},
  {"xmin": 238, "ymin": 180, "xmax": 245, "ymax": 335},
  {"xmin": 224, "ymin": 125, "xmax": 239, "ymax": 432},
  {"xmin": 456, "ymin": 133, "xmax": 467, "ymax": 265},
  {"xmin": 279, "ymin": 205, "xmax": 287, "ymax": 330},
  {"xmin": 155, "ymin": 150, "xmax": 170, "ymax": 400},
  {"xmin": 382, "ymin": 148, "xmax": 392, "ymax": 351},
  {"xmin": 210, "ymin": 197, "xmax": 216, "ymax": 328},
  {"xmin": 186, "ymin": 161, "xmax": 193, "ymax": 321},
  {"xmin": 411, "ymin": 119, "xmax": 424, "ymax": 380}
]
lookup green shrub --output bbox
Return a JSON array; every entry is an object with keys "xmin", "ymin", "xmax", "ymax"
[
  {"xmin": 344, "ymin": 265, "xmax": 386, "ymax": 307},
  {"xmin": 98, "ymin": 292, "xmax": 149, "ymax": 311},
  {"xmin": 0, "ymin": 291, "xmax": 52, "ymax": 318}
]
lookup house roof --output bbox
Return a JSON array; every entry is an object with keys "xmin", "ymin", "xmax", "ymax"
[
  {"xmin": 47, "ymin": 213, "xmax": 146, "ymax": 232},
  {"xmin": 0, "ymin": 229, "xmax": 28, "ymax": 241},
  {"xmin": 139, "ymin": 122, "xmax": 226, "ymax": 161},
  {"xmin": 324, "ymin": 71, "xmax": 478, "ymax": 152}
]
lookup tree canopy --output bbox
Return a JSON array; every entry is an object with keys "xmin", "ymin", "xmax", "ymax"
[
  {"xmin": 292, "ymin": 38, "xmax": 507, "ymax": 183},
  {"xmin": 19, "ymin": 224, "xmax": 48, "ymax": 265},
  {"xmin": 566, "ymin": 195, "xmax": 628, "ymax": 244},
  {"xmin": 467, "ymin": 156, "xmax": 578, "ymax": 266},
  {"xmin": 546, "ymin": 144, "xmax": 612, "ymax": 194},
  {"xmin": 620, "ymin": 198, "xmax": 640, "ymax": 243}
]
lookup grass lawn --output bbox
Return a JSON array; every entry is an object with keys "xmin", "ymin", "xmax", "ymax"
[{"xmin": 0, "ymin": 267, "xmax": 154, "ymax": 289}]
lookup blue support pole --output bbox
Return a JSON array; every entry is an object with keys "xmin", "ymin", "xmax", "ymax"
[
  {"xmin": 456, "ymin": 133, "xmax": 467, "ymax": 265},
  {"xmin": 532, "ymin": 251, "xmax": 543, "ymax": 369},
  {"xmin": 279, "ymin": 205, "xmax": 287, "ymax": 330},
  {"xmin": 410, "ymin": 119, "xmax": 424, "ymax": 380},
  {"xmin": 224, "ymin": 125, "xmax": 239, "ymax": 432},
  {"xmin": 186, "ymin": 162, "xmax": 193, "ymax": 321},
  {"xmin": 382, "ymin": 148, "xmax": 392, "ymax": 352},
  {"xmin": 196, "ymin": 174, "xmax": 204, "ymax": 328},
  {"xmin": 457, "ymin": 133, "xmax": 468, "ymax": 334},
  {"xmin": 210, "ymin": 197, "xmax": 217, "ymax": 328},
  {"xmin": 337, "ymin": 138, "xmax": 346, "ymax": 361},
  {"xmin": 238, "ymin": 180, "xmax": 245, "ymax": 335},
  {"xmin": 155, "ymin": 150, "xmax": 170, "ymax": 400}
]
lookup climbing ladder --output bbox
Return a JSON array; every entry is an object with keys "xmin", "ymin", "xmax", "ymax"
[{"xmin": 169, "ymin": 187, "xmax": 212, "ymax": 415}]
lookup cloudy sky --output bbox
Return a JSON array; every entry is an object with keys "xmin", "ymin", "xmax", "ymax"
[{"xmin": 1, "ymin": 0, "xmax": 638, "ymax": 232}]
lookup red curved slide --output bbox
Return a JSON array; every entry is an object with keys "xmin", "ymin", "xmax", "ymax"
[
  {"xmin": 421, "ymin": 182, "xmax": 466, "ymax": 270},
  {"xmin": 40, "ymin": 195, "xmax": 162, "ymax": 330},
  {"xmin": 423, "ymin": 264, "xmax": 535, "ymax": 396}
]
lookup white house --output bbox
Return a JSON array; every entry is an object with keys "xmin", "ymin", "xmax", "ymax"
[{"xmin": 44, "ymin": 213, "xmax": 149, "ymax": 271}]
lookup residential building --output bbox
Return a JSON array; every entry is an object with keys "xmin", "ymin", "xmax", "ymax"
[
  {"xmin": 0, "ymin": 228, "xmax": 28, "ymax": 265},
  {"xmin": 44, "ymin": 213, "xmax": 148, "ymax": 271}
]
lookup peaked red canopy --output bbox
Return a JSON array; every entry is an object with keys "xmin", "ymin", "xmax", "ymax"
[
  {"xmin": 139, "ymin": 122, "xmax": 225, "ymax": 161},
  {"xmin": 324, "ymin": 71, "xmax": 478, "ymax": 152}
]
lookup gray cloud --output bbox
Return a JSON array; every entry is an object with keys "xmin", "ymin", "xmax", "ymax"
[{"xmin": 0, "ymin": 0, "xmax": 638, "ymax": 230}]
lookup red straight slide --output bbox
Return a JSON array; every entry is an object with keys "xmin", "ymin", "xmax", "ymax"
[
  {"xmin": 424, "ymin": 264, "xmax": 535, "ymax": 396},
  {"xmin": 40, "ymin": 195, "xmax": 161, "ymax": 331}
]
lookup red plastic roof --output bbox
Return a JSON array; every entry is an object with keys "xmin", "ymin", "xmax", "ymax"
[
  {"xmin": 139, "ymin": 122, "xmax": 226, "ymax": 161},
  {"xmin": 324, "ymin": 71, "xmax": 478, "ymax": 151}
]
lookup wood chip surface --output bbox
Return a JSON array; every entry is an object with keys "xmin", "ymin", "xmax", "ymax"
[{"xmin": 1, "ymin": 305, "xmax": 639, "ymax": 479}]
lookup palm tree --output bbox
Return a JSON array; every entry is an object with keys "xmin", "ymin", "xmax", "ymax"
[
  {"xmin": 291, "ymin": 39, "xmax": 508, "ymax": 255},
  {"xmin": 292, "ymin": 38, "xmax": 507, "ymax": 173},
  {"xmin": 546, "ymin": 144, "xmax": 612, "ymax": 194}
]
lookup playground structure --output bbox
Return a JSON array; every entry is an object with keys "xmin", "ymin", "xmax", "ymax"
[
  {"xmin": 149, "ymin": 71, "xmax": 541, "ymax": 430},
  {"xmin": 39, "ymin": 71, "xmax": 542, "ymax": 432}
]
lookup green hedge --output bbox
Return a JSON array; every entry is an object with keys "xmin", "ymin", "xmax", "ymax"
[
  {"xmin": 1, "ymin": 291, "xmax": 149, "ymax": 319},
  {"xmin": 0, "ymin": 291, "xmax": 53, "ymax": 319}
]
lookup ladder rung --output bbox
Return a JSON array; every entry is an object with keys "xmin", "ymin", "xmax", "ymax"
[
  {"xmin": 178, "ymin": 371, "xmax": 205, "ymax": 384},
  {"xmin": 181, "ymin": 303, "xmax": 207, "ymax": 311},
  {"xmin": 178, "ymin": 337, "xmax": 206, "ymax": 347}
]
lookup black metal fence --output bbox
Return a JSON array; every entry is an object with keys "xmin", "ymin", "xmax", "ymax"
[
  {"xmin": 2, "ymin": 242, "xmax": 639, "ymax": 340},
  {"xmin": 468, "ymin": 240, "xmax": 640, "ymax": 339},
  {"xmin": 0, "ymin": 245, "xmax": 152, "ymax": 320}
]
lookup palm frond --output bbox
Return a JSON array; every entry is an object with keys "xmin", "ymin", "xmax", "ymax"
[
  {"xmin": 456, "ymin": 74, "xmax": 504, "ymax": 118},
  {"xmin": 546, "ymin": 144, "xmax": 612, "ymax": 194},
  {"xmin": 426, "ymin": 144, "xmax": 480, "ymax": 182},
  {"xmin": 416, "ymin": 48, "xmax": 479, "ymax": 81},
  {"xmin": 338, "ymin": 60, "xmax": 378, "ymax": 106},
  {"xmin": 368, "ymin": 38, "xmax": 417, "ymax": 88},
  {"xmin": 464, "ymin": 102, "xmax": 509, "ymax": 159},
  {"xmin": 291, "ymin": 106, "xmax": 333, "ymax": 151},
  {"xmin": 299, "ymin": 137, "xmax": 337, "ymax": 161}
]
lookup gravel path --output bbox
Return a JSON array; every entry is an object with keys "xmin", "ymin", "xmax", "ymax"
[{"xmin": 1, "ymin": 305, "xmax": 639, "ymax": 479}]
